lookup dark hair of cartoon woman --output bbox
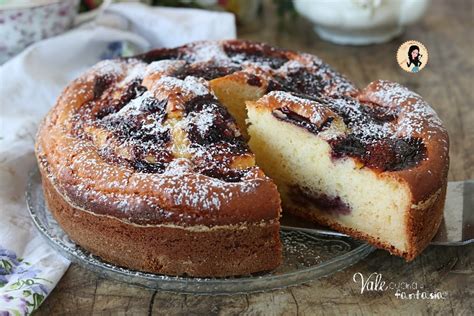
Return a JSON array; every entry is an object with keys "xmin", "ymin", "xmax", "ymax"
[{"xmin": 407, "ymin": 45, "xmax": 422, "ymax": 68}]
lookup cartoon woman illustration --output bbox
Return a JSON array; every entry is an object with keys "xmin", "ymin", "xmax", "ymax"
[{"xmin": 406, "ymin": 45, "xmax": 422, "ymax": 73}]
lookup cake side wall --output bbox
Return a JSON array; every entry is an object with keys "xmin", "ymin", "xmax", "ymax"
[
  {"xmin": 40, "ymin": 170, "xmax": 282, "ymax": 277},
  {"xmin": 405, "ymin": 181, "xmax": 447, "ymax": 260}
]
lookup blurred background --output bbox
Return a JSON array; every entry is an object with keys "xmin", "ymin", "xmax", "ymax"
[{"xmin": 1, "ymin": 0, "xmax": 433, "ymax": 64}]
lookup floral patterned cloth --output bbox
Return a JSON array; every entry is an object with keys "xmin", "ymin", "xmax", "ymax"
[
  {"xmin": 0, "ymin": 248, "xmax": 53, "ymax": 314},
  {"xmin": 0, "ymin": 3, "xmax": 235, "ymax": 314}
]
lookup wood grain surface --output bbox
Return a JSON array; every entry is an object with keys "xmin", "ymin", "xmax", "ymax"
[{"xmin": 37, "ymin": 0, "xmax": 473, "ymax": 314}]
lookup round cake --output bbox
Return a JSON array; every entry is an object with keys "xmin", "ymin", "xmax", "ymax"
[{"xmin": 35, "ymin": 40, "xmax": 449, "ymax": 276}]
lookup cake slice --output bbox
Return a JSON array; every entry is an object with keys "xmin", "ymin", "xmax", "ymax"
[{"xmin": 246, "ymin": 81, "xmax": 449, "ymax": 260}]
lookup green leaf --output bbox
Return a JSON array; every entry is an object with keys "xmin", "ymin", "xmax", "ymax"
[
  {"xmin": 32, "ymin": 293, "xmax": 45, "ymax": 309},
  {"xmin": 10, "ymin": 280, "xmax": 22, "ymax": 290},
  {"xmin": 0, "ymin": 259, "xmax": 13, "ymax": 274},
  {"xmin": 23, "ymin": 289, "xmax": 32, "ymax": 297}
]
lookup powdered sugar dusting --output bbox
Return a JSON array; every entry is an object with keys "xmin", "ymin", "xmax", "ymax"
[
  {"xmin": 267, "ymin": 90, "xmax": 318, "ymax": 107},
  {"xmin": 113, "ymin": 90, "xmax": 156, "ymax": 116},
  {"xmin": 188, "ymin": 41, "xmax": 229, "ymax": 62},
  {"xmin": 187, "ymin": 108, "xmax": 215, "ymax": 137},
  {"xmin": 145, "ymin": 60, "xmax": 186, "ymax": 76},
  {"xmin": 91, "ymin": 59, "xmax": 123, "ymax": 77},
  {"xmin": 123, "ymin": 62, "xmax": 147, "ymax": 83},
  {"xmin": 155, "ymin": 76, "xmax": 210, "ymax": 96},
  {"xmin": 365, "ymin": 80, "xmax": 443, "ymax": 137}
]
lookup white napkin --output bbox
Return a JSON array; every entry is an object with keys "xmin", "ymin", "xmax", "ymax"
[{"xmin": 0, "ymin": 3, "xmax": 236, "ymax": 314}]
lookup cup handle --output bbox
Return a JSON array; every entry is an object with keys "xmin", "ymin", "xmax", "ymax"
[{"xmin": 74, "ymin": 0, "xmax": 113, "ymax": 26}]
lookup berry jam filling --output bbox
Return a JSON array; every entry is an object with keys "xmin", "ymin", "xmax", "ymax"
[
  {"xmin": 198, "ymin": 166, "xmax": 249, "ymax": 183},
  {"xmin": 246, "ymin": 74, "xmax": 262, "ymax": 87},
  {"xmin": 94, "ymin": 77, "xmax": 147, "ymax": 120},
  {"xmin": 131, "ymin": 159, "xmax": 168, "ymax": 173},
  {"xmin": 134, "ymin": 47, "xmax": 181, "ymax": 63},
  {"xmin": 267, "ymin": 62, "xmax": 357, "ymax": 98},
  {"xmin": 184, "ymin": 95, "xmax": 243, "ymax": 145},
  {"xmin": 329, "ymin": 134, "xmax": 366, "ymax": 157},
  {"xmin": 182, "ymin": 94, "xmax": 252, "ymax": 182},
  {"xmin": 93, "ymin": 74, "xmax": 113, "ymax": 99},
  {"xmin": 97, "ymin": 80, "xmax": 147, "ymax": 119},
  {"xmin": 75, "ymin": 78, "xmax": 148, "ymax": 136},
  {"xmin": 361, "ymin": 101, "xmax": 399, "ymax": 123},
  {"xmin": 183, "ymin": 94, "xmax": 217, "ymax": 114},
  {"xmin": 100, "ymin": 96, "xmax": 168, "ymax": 138},
  {"xmin": 272, "ymin": 106, "xmax": 333, "ymax": 135},
  {"xmin": 267, "ymin": 69, "xmax": 326, "ymax": 96},
  {"xmin": 223, "ymin": 42, "xmax": 289, "ymax": 69},
  {"xmin": 94, "ymin": 93, "xmax": 173, "ymax": 173},
  {"xmin": 330, "ymin": 135, "xmax": 426, "ymax": 171},
  {"xmin": 290, "ymin": 185, "xmax": 351, "ymax": 216},
  {"xmin": 174, "ymin": 63, "xmax": 241, "ymax": 81}
]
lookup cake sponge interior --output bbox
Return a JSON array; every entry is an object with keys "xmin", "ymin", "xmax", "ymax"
[{"xmin": 210, "ymin": 74, "xmax": 265, "ymax": 138}]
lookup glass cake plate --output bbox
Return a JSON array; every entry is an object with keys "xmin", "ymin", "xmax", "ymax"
[{"xmin": 26, "ymin": 167, "xmax": 375, "ymax": 294}]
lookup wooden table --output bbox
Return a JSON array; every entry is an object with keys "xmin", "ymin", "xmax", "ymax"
[{"xmin": 37, "ymin": 0, "xmax": 473, "ymax": 314}]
